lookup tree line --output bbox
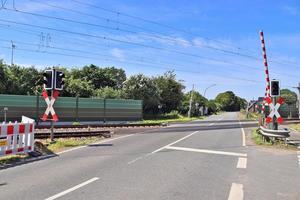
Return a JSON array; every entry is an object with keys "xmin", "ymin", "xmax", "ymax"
[{"xmin": 0, "ymin": 60, "xmax": 247, "ymax": 117}]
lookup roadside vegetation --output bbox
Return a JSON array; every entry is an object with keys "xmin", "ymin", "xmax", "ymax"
[
  {"xmin": 288, "ymin": 124, "xmax": 300, "ymax": 132},
  {"xmin": 40, "ymin": 137, "xmax": 103, "ymax": 153},
  {"xmin": 0, "ymin": 154, "xmax": 29, "ymax": 165},
  {"xmin": 0, "ymin": 137, "xmax": 104, "ymax": 166},
  {"xmin": 239, "ymin": 109, "xmax": 260, "ymax": 121},
  {"xmin": 251, "ymin": 129, "xmax": 296, "ymax": 149},
  {"xmin": 0, "ymin": 62, "xmax": 247, "ymax": 119}
]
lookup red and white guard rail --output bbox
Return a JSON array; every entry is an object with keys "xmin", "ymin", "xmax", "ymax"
[{"xmin": 0, "ymin": 117, "xmax": 35, "ymax": 157}]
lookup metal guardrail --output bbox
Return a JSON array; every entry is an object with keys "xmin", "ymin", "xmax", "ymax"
[{"xmin": 259, "ymin": 126, "xmax": 290, "ymax": 138}]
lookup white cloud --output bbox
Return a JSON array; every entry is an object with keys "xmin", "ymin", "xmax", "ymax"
[
  {"xmin": 110, "ymin": 48, "xmax": 125, "ymax": 61},
  {"xmin": 283, "ymin": 6, "xmax": 300, "ymax": 15}
]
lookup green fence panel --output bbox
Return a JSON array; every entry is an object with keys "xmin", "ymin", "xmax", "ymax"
[{"xmin": 0, "ymin": 94, "xmax": 142, "ymax": 122}]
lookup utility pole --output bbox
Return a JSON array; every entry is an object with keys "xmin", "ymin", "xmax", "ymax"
[
  {"xmin": 188, "ymin": 84, "xmax": 194, "ymax": 118},
  {"xmin": 11, "ymin": 40, "xmax": 15, "ymax": 66}
]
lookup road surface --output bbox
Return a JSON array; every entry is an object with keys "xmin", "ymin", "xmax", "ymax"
[{"xmin": 0, "ymin": 112, "xmax": 299, "ymax": 200}]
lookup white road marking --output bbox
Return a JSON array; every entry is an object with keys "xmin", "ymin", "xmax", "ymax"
[
  {"xmin": 128, "ymin": 116, "xmax": 223, "ymax": 163},
  {"xmin": 297, "ymin": 151, "xmax": 300, "ymax": 167},
  {"xmin": 151, "ymin": 117, "xmax": 223, "ymax": 154},
  {"xmin": 45, "ymin": 177, "xmax": 99, "ymax": 200},
  {"xmin": 165, "ymin": 146, "xmax": 247, "ymax": 157},
  {"xmin": 151, "ymin": 131, "xmax": 199, "ymax": 154},
  {"xmin": 236, "ymin": 157, "xmax": 247, "ymax": 169},
  {"xmin": 57, "ymin": 134, "xmax": 134, "ymax": 155},
  {"xmin": 238, "ymin": 121, "xmax": 246, "ymax": 147},
  {"xmin": 228, "ymin": 183, "xmax": 244, "ymax": 200}
]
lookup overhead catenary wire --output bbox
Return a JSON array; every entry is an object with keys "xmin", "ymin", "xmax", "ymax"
[
  {"xmin": 0, "ymin": 45, "xmax": 264, "ymax": 84},
  {"xmin": 0, "ymin": 18, "xmax": 282, "ymax": 75},
  {"xmin": 0, "ymin": 38, "xmax": 269, "ymax": 78},
  {"xmin": 1, "ymin": 24, "xmax": 299, "ymax": 81},
  {"xmin": 70, "ymin": 0, "xmax": 300, "ymax": 67},
  {"xmin": 0, "ymin": 23, "xmax": 299, "ymax": 80},
  {"xmin": 23, "ymin": 0, "xmax": 300, "ymax": 67},
  {"xmin": 4, "ymin": 5, "xmax": 264, "ymax": 62}
]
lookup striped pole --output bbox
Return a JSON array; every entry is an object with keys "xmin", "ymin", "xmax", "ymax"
[{"xmin": 259, "ymin": 30, "xmax": 271, "ymax": 114}]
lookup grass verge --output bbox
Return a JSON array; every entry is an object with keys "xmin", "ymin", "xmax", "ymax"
[
  {"xmin": 288, "ymin": 124, "xmax": 300, "ymax": 132},
  {"xmin": 0, "ymin": 136, "xmax": 104, "ymax": 166},
  {"xmin": 42, "ymin": 137, "xmax": 104, "ymax": 153},
  {"xmin": 239, "ymin": 110, "xmax": 259, "ymax": 121},
  {"xmin": 251, "ymin": 128, "xmax": 296, "ymax": 149},
  {"xmin": 0, "ymin": 154, "xmax": 29, "ymax": 165}
]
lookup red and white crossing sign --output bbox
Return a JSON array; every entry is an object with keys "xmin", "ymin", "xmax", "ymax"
[
  {"xmin": 265, "ymin": 97, "xmax": 284, "ymax": 124},
  {"xmin": 41, "ymin": 90, "xmax": 59, "ymax": 122}
]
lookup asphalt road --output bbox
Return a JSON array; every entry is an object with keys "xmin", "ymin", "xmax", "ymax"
[{"xmin": 0, "ymin": 112, "xmax": 299, "ymax": 200}]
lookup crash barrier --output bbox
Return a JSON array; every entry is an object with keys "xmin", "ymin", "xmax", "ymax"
[
  {"xmin": 0, "ymin": 94, "xmax": 143, "ymax": 123},
  {"xmin": 0, "ymin": 116, "xmax": 35, "ymax": 157},
  {"xmin": 259, "ymin": 126, "xmax": 290, "ymax": 143}
]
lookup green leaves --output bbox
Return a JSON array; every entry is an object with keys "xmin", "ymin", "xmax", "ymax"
[
  {"xmin": 215, "ymin": 91, "xmax": 246, "ymax": 111},
  {"xmin": 280, "ymin": 89, "xmax": 297, "ymax": 105}
]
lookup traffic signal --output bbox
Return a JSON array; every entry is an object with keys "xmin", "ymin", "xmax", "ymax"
[
  {"xmin": 43, "ymin": 69, "xmax": 53, "ymax": 90},
  {"xmin": 54, "ymin": 70, "xmax": 65, "ymax": 91},
  {"xmin": 270, "ymin": 80, "xmax": 280, "ymax": 97}
]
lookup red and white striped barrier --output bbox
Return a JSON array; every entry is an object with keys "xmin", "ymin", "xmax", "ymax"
[
  {"xmin": 259, "ymin": 31, "xmax": 271, "ymax": 114},
  {"xmin": 0, "ymin": 117, "xmax": 35, "ymax": 157}
]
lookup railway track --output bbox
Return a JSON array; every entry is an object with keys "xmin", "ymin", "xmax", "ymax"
[
  {"xmin": 35, "ymin": 122, "xmax": 163, "ymax": 129},
  {"xmin": 34, "ymin": 123, "xmax": 164, "ymax": 139},
  {"xmin": 35, "ymin": 129, "xmax": 112, "ymax": 139}
]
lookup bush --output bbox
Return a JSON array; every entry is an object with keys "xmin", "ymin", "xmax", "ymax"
[{"xmin": 165, "ymin": 110, "xmax": 180, "ymax": 119}]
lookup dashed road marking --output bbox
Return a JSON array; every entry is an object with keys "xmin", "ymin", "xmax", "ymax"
[
  {"xmin": 165, "ymin": 146, "xmax": 247, "ymax": 157},
  {"xmin": 228, "ymin": 183, "xmax": 244, "ymax": 200},
  {"xmin": 236, "ymin": 157, "xmax": 247, "ymax": 169},
  {"xmin": 45, "ymin": 177, "xmax": 99, "ymax": 200}
]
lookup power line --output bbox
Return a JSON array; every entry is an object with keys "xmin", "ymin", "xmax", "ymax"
[
  {"xmin": 0, "ymin": 38, "xmax": 262, "ymax": 76},
  {"xmin": 0, "ymin": 39, "xmax": 298, "ymax": 85},
  {"xmin": 70, "ymin": 0, "xmax": 300, "ymax": 67},
  {"xmin": 0, "ymin": 45, "xmax": 264, "ymax": 84},
  {"xmin": 0, "ymin": 18, "xmax": 266, "ymax": 71},
  {"xmin": 71, "ymin": 0, "xmax": 249, "ymax": 52},
  {"xmin": 10, "ymin": 4, "xmax": 263, "ymax": 61},
  {"xmin": 0, "ymin": 24, "xmax": 298, "ymax": 80}
]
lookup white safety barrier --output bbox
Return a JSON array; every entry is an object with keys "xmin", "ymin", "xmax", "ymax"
[{"xmin": 0, "ymin": 117, "xmax": 35, "ymax": 157}]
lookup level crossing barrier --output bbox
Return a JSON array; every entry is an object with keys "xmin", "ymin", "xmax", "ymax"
[{"xmin": 0, "ymin": 116, "xmax": 35, "ymax": 157}]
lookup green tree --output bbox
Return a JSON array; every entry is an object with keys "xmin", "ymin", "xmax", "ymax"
[
  {"xmin": 180, "ymin": 91, "xmax": 207, "ymax": 116},
  {"xmin": 280, "ymin": 89, "xmax": 298, "ymax": 118},
  {"xmin": 215, "ymin": 91, "xmax": 244, "ymax": 111},
  {"xmin": 280, "ymin": 89, "xmax": 297, "ymax": 105},
  {"xmin": 123, "ymin": 74, "xmax": 160, "ymax": 114},
  {"xmin": 65, "ymin": 78, "xmax": 94, "ymax": 97},
  {"xmin": 93, "ymin": 86, "xmax": 124, "ymax": 99},
  {"xmin": 72, "ymin": 65, "xmax": 126, "ymax": 89},
  {"xmin": 0, "ymin": 60, "xmax": 7, "ymax": 92},
  {"xmin": 206, "ymin": 100, "xmax": 218, "ymax": 114},
  {"xmin": 154, "ymin": 71, "xmax": 184, "ymax": 113}
]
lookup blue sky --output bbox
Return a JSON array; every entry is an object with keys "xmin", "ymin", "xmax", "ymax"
[{"xmin": 0, "ymin": 0, "xmax": 299, "ymax": 100}]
